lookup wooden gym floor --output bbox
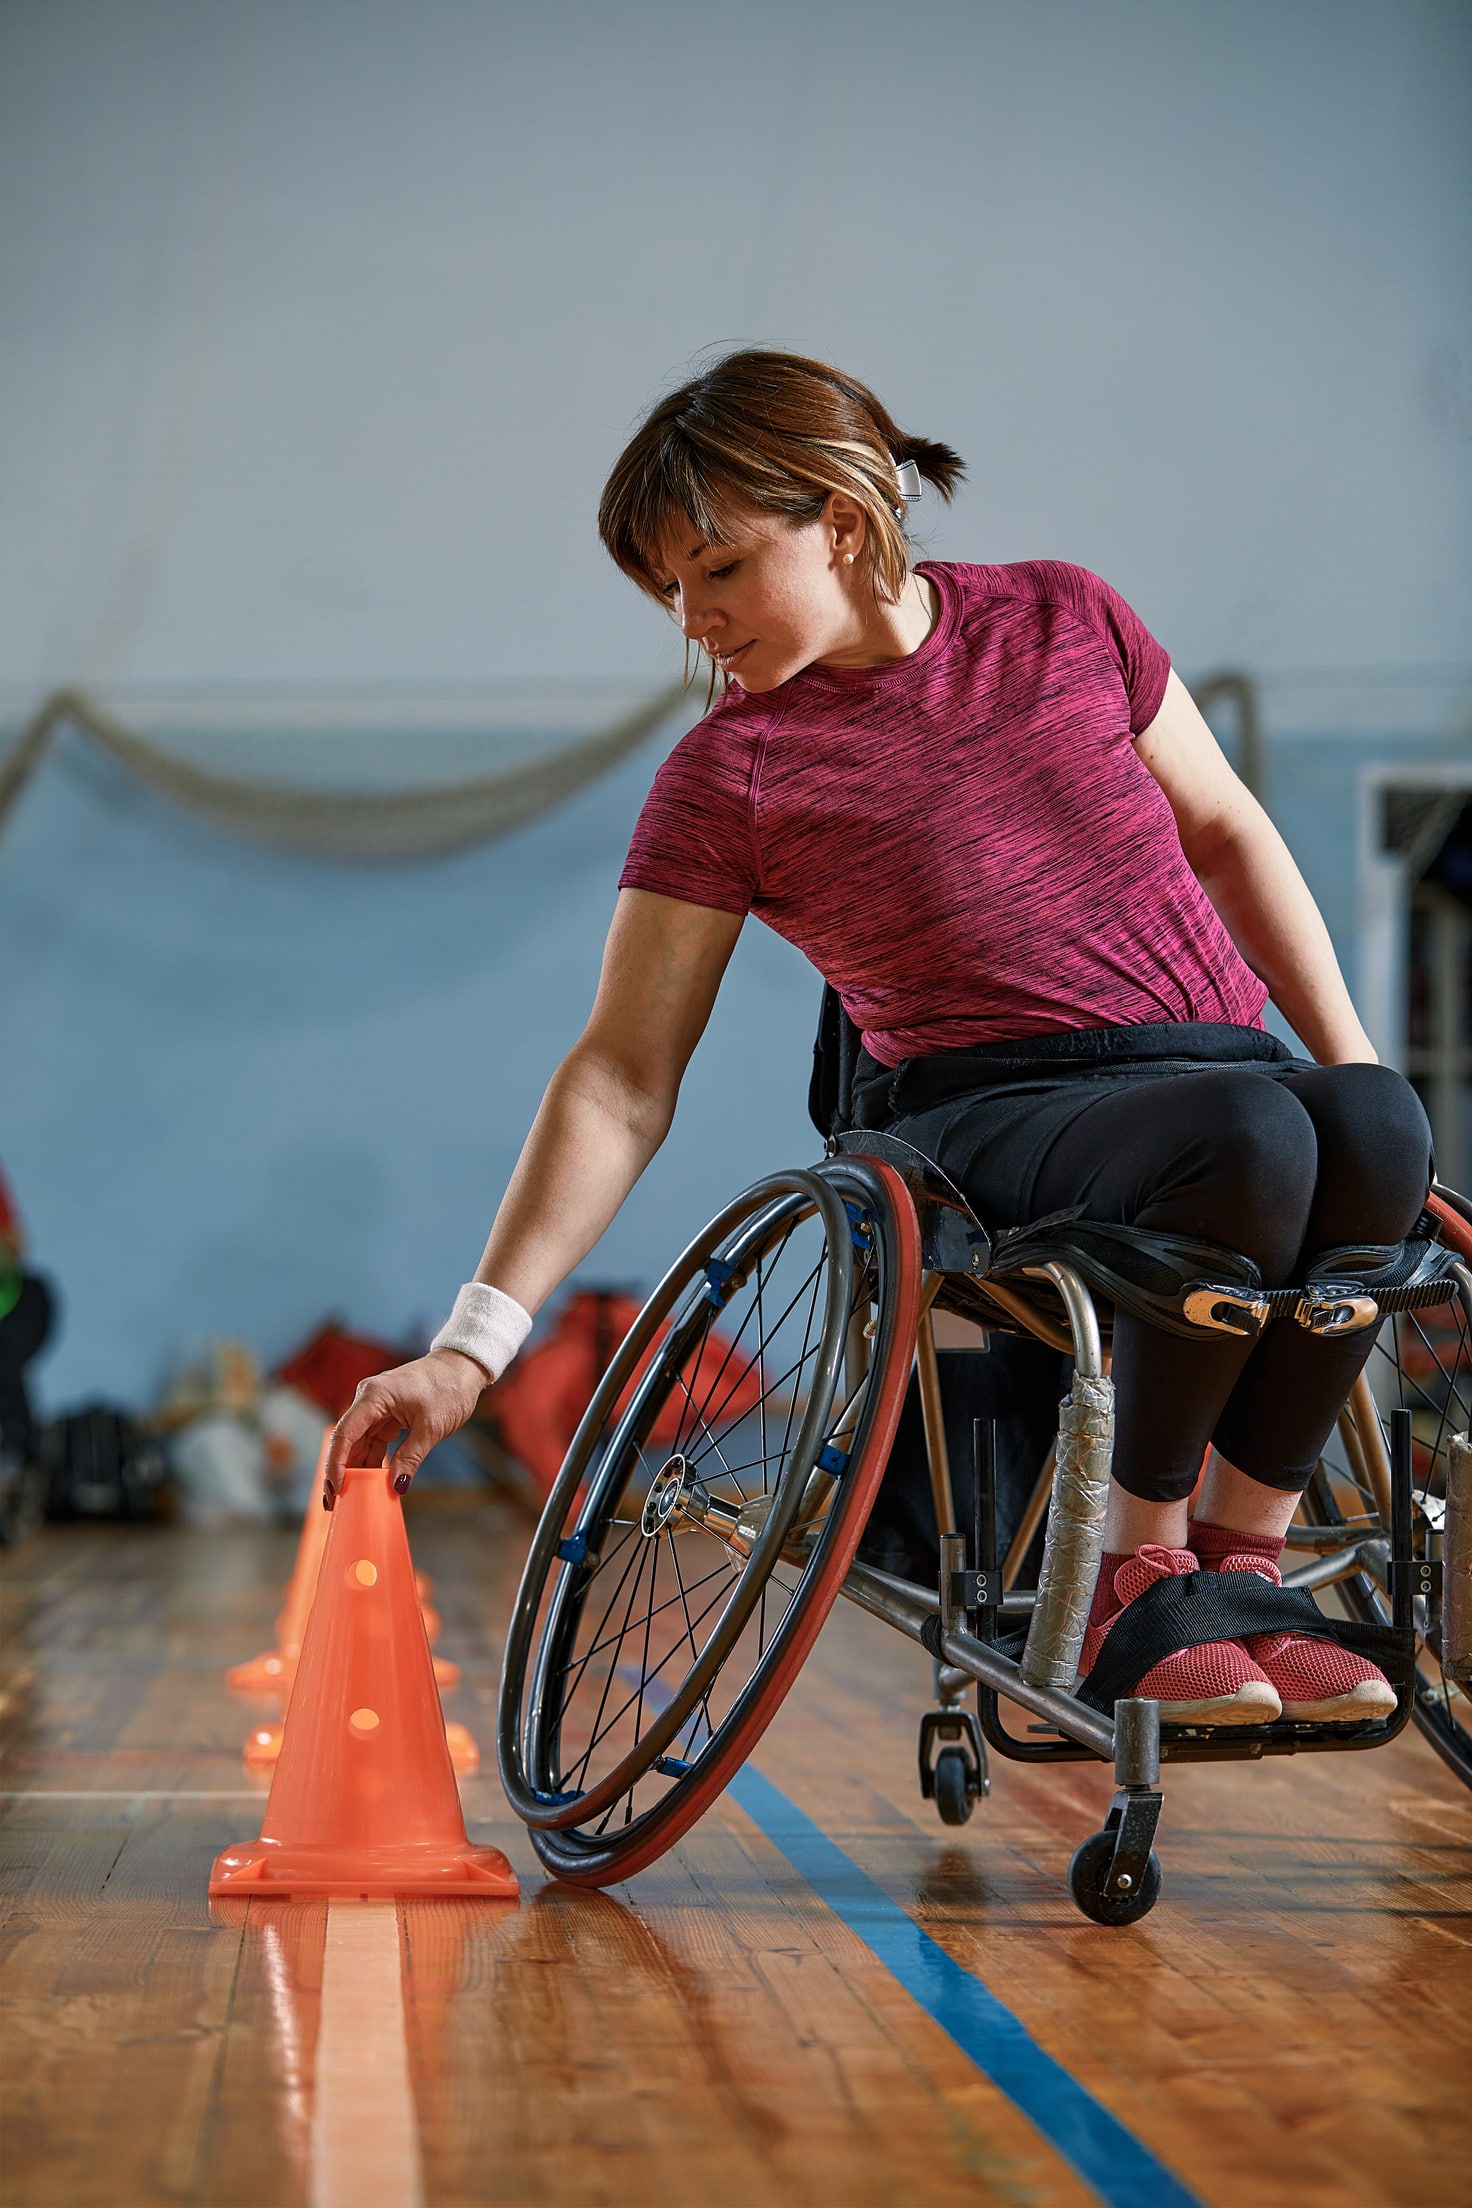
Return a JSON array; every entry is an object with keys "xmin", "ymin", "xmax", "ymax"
[{"xmin": 2, "ymin": 1495, "xmax": 1469, "ymax": 2208}]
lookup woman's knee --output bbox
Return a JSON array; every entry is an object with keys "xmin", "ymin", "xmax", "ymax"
[
  {"xmin": 1286, "ymin": 1063, "xmax": 1433, "ymax": 1244},
  {"xmin": 1136, "ymin": 1075, "xmax": 1318, "ymax": 1273}
]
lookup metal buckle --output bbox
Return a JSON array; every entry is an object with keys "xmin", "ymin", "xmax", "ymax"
[
  {"xmin": 1294, "ymin": 1290, "xmax": 1379, "ymax": 1335},
  {"xmin": 1182, "ymin": 1285, "xmax": 1269, "ymax": 1337}
]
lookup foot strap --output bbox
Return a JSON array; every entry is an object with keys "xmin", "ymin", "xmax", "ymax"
[{"xmin": 1074, "ymin": 1573, "xmax": 1411, "ymax": 1714}]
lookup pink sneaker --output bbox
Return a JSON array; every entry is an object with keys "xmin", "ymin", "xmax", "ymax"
[
  {"xmin": 1217, "ymin": 1554, "xmax": 1397, "ymax": 1722},
  {"xmin": 1079, "ymin": 1546, "xmax": 1282, "ymax": 1726}
]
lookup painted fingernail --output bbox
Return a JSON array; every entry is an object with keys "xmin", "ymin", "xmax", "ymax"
[
  {"xmin": 322, "ymin": 1481, "xmax": 335, "ymax": 1512},
  {"xmin": 393, "ymin": 1471, "xmax": 412, "ymax": 1495}
]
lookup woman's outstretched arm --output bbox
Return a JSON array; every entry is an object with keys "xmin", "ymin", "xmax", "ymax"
[
  {"xmin": 325, "ymin": 889, "xmax": 744, "ymax": 1493},
  {"xmin": 1135, "ymin": 669, "xmax": 1377, "ymax": 1066}
]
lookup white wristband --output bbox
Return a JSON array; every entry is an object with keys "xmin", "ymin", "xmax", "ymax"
[{"xmin": 431, "ymin": 1282, "xmax": 533, "ymax": 1384}]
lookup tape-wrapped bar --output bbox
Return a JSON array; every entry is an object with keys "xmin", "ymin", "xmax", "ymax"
[
  {"xmin": 1019, "ymin": 1372, "xmax": 1114, "ymax": 1689},
  {"xmin": 1446, "ymin": 1432, "xmax": 1472, "ymax": 1687}
]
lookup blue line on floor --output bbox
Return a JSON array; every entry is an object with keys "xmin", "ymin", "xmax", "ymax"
[{"xmin": 729, "ymin": 1764, "xmax": 1202, "ymax": 2208}]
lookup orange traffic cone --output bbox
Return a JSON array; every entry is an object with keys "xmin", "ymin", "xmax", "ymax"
[
  {"xmin": 226, "ymin": 1431, "xmax": 334, "ymax": 1694},
  {"xmin": 243, "ymin": 1703, "xmax": 479, "ymax": 1773},
  {"xmin": 239, "ymin": 1598, "xmax": 463, "ymax": 1766},
  {"xmin": 230, "ymin": 1433, "xmax": 460, "ymax": 1704},
  {"xmin": 231, "ymin": 1444, "xmax": 463, "ymax": 1768},
  {"xmin": 236, "ymin": 1463, "xmax": 463, "ymax": 1766},
  {"xmin": 210, "ymin": 1461, "xmax": 516, "ymax": 1898}
]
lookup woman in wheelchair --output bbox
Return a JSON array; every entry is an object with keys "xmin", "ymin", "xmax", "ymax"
[{"xmin": 327, "ymin": 348, "xmax": 1436, "ymax": 1736}]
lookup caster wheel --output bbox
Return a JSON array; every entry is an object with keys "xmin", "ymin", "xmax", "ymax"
[
  {"xmin": 1067, "ymin": 1830, "xmax": 1162, "ymax": 1926},
  {"xmin": 933, "ymin": 1746, "xmax": 978, "ymax": 1826}
]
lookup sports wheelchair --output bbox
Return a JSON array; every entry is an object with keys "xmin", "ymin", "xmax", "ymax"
[{"xmin": 498, "ymin": 1005, "xmax": 1472, "ymax": 1925}]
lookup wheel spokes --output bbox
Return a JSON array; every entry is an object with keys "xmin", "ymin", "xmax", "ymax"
[{"xmin": 516, "ymin": 1171, "xmax": 900, "ymax": 1841}]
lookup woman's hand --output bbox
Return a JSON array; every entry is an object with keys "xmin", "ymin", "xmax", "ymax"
[{"xmin": 323, "ymin": 1348, "xmax": 488, "ymax": 1507}]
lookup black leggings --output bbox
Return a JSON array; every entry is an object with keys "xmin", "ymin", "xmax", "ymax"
[{"xmin": 892, "ymin": 1062, "xmax": 1432, "ymax": 1502}]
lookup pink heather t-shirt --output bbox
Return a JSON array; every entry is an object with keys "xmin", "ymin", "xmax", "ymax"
[{"xmin": 618, "ymin": 560, "xmax": 1269, "ymax": 1067}]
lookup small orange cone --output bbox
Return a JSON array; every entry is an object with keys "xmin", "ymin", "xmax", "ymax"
[
  {"xmin": 418, "ymin": 1597, "xmax": 462, "ymax": 1692},
  {"xmin": 443, "ymin": 1722, "xmax": 479, "ymax": 1772},
  {"xmin": 210, "ymin": 1461, "xmax": 516, "ymax": 1898},
  {"xmin": 226, "ymin": 1430, "xmax": 333, "ymax": 1694},
  {"xmin": 242, "ymin": 1719, "xmax": 286, "ymax": 1771}
]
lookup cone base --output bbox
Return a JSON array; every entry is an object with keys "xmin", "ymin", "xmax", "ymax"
[
  {"xmin": 226, "ymin": 1649, "xmax": 295, "ymax": 1695},
  {"xmin": 208, "ymin": 1837, "xmax": 518, "ymax": 1899},
  {"xmin": 242, "ymin": 1723, "xmax": 285, "ymax": 1768}
]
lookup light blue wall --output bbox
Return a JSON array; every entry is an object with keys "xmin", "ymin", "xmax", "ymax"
[
  {"xmin": 3, "ymin": 0, "xmax": 1468, "ymax": 691},
  {"xmin": 1, "ymin": 0, "xmax": 1468, "ymax": 1411},
  {"xmin": 2, "ymin": 721, "xmax": 821, "ymax": 1409}
]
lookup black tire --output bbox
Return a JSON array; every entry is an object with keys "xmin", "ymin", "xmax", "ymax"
[
  {"xmin": 498, "ymin": 1159, "xmax": 922, "ymax": 1885},
  {"xmin": 1306, "ymin": 1281, "xmax": 1472, "ymax": 1793},
  {"xmin": 1067, "ymin": 1830, "xmax": 1162, "ymax": 1927},
  {"xmin": 932, "ymin": 1747, "xmax": 976, "ymax": 1826}
]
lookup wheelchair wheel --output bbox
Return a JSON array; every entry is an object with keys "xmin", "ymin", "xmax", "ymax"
[
  {"xmin": 1307, "ymin": 1208, "xmax": 1472, "ymax": 1791},
  {"xmin": 932, "ymin": 1748, "xmax": 978, "ymax": 1827},
  {"xmin": 1067, "ymin": 1830, "xmax": 1162, "ymax": 1927},
  {"xmin": 498, "ymin": 1158, "xmax": 922, "ymax": 1885}
]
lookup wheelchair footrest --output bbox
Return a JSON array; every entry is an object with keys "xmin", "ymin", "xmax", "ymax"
[{"xmin": 1074, "ymin": 1572, "xmax": 1413, "ymax": 1715}]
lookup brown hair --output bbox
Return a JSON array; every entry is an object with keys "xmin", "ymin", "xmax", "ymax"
[{"xmin": 598, "ymin": 349, "xmax": 966, "ymax": 609}]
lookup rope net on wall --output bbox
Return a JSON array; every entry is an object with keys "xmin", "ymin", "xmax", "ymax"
[{"xmin": 0, "ymin": 682, "xmax": 687, "ymax": 862}]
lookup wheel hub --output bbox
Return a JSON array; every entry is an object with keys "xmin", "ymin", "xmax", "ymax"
[
  {"xmin": 641, "ymin": 1454, "xmax": 774, "ymax": 1559},
  {"xmin": 642, "ymin": 1455, "xmax": 695, "ymax": 1537}
]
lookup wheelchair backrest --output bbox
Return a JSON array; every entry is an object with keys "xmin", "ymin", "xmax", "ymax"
[{"xmin": 808, "ymin": 983, "xmax": 866, "ymax": 1139}]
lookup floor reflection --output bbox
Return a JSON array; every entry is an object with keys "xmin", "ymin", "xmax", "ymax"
[{"xmin": 257, "ymin": 1903, "xmax": 326, "ymax": 2173}]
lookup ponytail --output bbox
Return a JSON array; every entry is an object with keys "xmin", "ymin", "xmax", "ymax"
[{"xmin": 891, "ymin": 431, "xmax": 967, "ymax": 504}]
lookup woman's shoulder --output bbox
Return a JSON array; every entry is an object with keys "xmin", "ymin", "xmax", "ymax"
[
  {"xmin": 928, "ymin": 557, "xmax": 1135, "ymax": 627},
  {"xmin": 933, "ymin": 560, "xmax": 1172, "ymax": 740},
  {"xmin": 622, "ymin": 683, "xmax": 773, "ymax": 910},
  {"xmin": 645, "ymin": 681, "xmax": 777, "ymax": 796}
]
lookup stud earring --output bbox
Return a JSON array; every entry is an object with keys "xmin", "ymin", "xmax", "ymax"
[{"xmin": 843, "ymin": 553, "xmax": 855, "ymax": 565}]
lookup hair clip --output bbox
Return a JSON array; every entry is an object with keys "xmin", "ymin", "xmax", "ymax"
[{"xmin": 893, "ymin": 459, "xmax": 923, "ymax": 502}]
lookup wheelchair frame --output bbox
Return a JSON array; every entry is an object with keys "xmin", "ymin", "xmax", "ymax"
[
  {"xmin": 827, "ymin": 1136, "xmax": 1472, "ymax": 1913},
  {"xmin": 499, "ymin": 1143, "xmax": 1472, "ymax": 1924}
]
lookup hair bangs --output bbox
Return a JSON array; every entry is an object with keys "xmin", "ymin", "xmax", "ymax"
[{"xmin": 613, "ymin": 432, "xmax": 748, "ymax": 597}]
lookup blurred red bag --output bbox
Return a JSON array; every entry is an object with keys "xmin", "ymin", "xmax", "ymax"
[
  {"xmin": 489, "ymin": 1288, "xmax": 764, "ymax": 1499},
  {"xmin": 275, "ymin": 1323, "xmax": 409, "ymax": 1421}
]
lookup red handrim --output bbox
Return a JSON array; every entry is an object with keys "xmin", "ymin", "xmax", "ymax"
[
  {"xmin": 533, "ymin": 1158, "xmax": 925, "ymax": 1887},
  {"xmin": 1428, "ymin": 1189, "xmax": 1472, "ymax": 1264}
]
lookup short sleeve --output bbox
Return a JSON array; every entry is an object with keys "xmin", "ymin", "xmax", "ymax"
[
  {"xmin": 1039, "ymin": 563, "xmax": 1171, "ymax": 734},
  {"xmin": 618, "ymin": 711, "xmax": 762, "ymax": 916}
]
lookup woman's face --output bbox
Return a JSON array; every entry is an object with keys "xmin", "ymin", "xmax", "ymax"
[{"xmin": 652, "ymin": 496, "xmax": 869, "ymax": 693}]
